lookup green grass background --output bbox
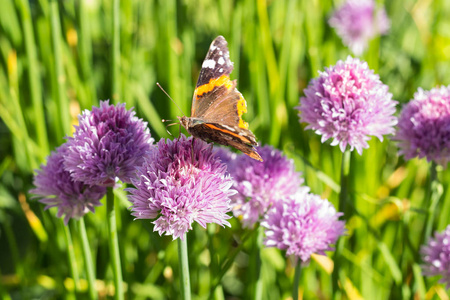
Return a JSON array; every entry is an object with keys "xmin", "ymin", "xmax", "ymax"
[{"xmin": 1, "ymin": 0, "xmax": 450, "ymax": 299}]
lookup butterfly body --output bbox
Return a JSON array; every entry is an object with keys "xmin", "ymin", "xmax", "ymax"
[{"xmin": 180, "ymin": 36, "xmax": 262, "ymax": 161}]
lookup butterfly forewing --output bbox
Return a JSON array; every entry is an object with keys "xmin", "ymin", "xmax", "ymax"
[{"xmin": 181, "ymin": 35, "xmax": 262, "ymax": 161}]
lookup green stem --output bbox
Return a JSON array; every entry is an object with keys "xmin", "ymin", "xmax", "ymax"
[
  {"xmin": 78, "ymin": 217, "xmax": 98, "ymax": 299},
  {"xmin": 423, "ymin": 162, "xmax": 443, "ymax": 242},
  {"xmin": 64, "ymin": 221, "xmax": 80, "ymax": 292},
  {"xmin": 106, "ymin": 187, "xmax": 123, "ymax": 300},
  {"xmin": 253, "ymin": 227, "xmax": 263, "ymax": 300},
  {"xmin": 338, "ymin": 149, "xmax": 351, "ymax": 217},
  {"xmin": 292, "ymin": 260, "xmax": 302, "ymax": 300},
  {"xmin": 111, "ymin": 0, "xmax": 120, "ymax": 103},
  {"xmin": 332, "ymin": 149, "xmax": 351, "ymax": 299},
  {"xmin": 177, "ymin": 234, "xmax": 191, "ymax": 300}
]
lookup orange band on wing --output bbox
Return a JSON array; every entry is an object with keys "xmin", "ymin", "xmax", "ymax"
[
  {"xmin": 195, "ymin": 74, "xmax": 233, "ymax": 98},
  {"xmin": 204, "ymin": 124, "xmax": 252, "ymax": 144}
]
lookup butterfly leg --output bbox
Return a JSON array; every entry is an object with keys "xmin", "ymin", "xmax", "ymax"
[{"xmin": 190, "ymin": 138, "xmax": 195, "ymax": 165}]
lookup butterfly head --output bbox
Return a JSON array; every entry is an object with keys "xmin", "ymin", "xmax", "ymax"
[{"xmin": 178, "ymin": 116, "xmax": 192, "ymax": 133}]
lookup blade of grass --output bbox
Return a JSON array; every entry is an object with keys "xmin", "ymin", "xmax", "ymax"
[
  {"xmin": 106, "ymin": 187, "xmax": 124, "ymax": 300},
  {"xmin": 50, "ymin": 0, "xmax": 71, "ymax": 135},
  {"xmin": 76, "ymin": 0, "xmax": 97, "ymax": 108},
  {"xmin": 111, "ymin": 0, "xmax": 121, "ymax": 103},
  {"xmin": 15, "ymin": 0, "xmax": 49, "ymax": 155}
]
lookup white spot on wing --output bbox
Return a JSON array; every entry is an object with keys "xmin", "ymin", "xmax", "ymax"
[
  {"xmin": 202, "ymin": 59, "xmax": 216, "ymax": 69},
  {"xmin": 219, "ymin": 68, "xmax": 223, "ymax": 72},
  {"xmin": 218, "ymin": 57, "xmax": 225, "ymax": 65}
]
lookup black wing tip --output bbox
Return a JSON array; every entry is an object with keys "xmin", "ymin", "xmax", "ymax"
[{"xmin": 214, "ymin": 35, "xmax": 226, "ymax": 42}]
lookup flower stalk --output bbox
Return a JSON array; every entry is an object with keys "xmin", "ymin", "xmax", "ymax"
[
  {"xmin": 63, "ymin": 222, "xmax": 80, "ymax": 293},
  {"xmin": 423, "ymin": 162, "xmax": 443, "ymax": 242},
  {"xmin": 177, "ymin": 234, "xmax": 191, "ymax": 300},
  {"xmin": 106, "ymin": 187, "xmax": 123, "ymax": 300},
  {"xmin": 332, "ymin": 149, "xmax": 351, "ymax": 298},
  {"xmin": 292, "ymin": 260, "xmax": 302, "ymax": 300},
  {"xmin": 77, "ymin": 217, "xmax": 97, "ymax": 299}
]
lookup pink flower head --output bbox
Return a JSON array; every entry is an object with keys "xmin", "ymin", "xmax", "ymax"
[
  {"xmin": 297, "ymin": 56, "xmax": 397, "ymax": 155},
  {"xmin": 396, "ymin": 86, "xmax": 450, "ymax": 166},
  {"xmin": 329, "ymin": 0, "xmax": 390, "ymax": 55},
  {"xmin": 127, "ymin": 135, "xmax": 234, "ymax": 240},
  {"xmin": 227, "ymin": 145, "xmax": 305, "ymax": 228},
  {"xmin": 420, "ymin": 225, "xmax": 450, "ymax": 288},
  {"xmin": 64, "ymin": 100, "xmax": 154, "ymax": 187},
  {"xmin": 261, "ymin": 189, "xmax": 345, "ymax": 262},
  {"xmin": 30, "ymin": 143, "xmax": 106, "ymax": 224}
]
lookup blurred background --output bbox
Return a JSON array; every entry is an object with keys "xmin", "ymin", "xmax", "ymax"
[{"xmin": 1, "ymin": 0, "xmax": 450, "ymax": 299}]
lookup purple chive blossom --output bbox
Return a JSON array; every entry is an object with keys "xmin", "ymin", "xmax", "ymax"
[
  {"xmin": 127, "ymin": 135, "xmax": 234, "ymax": 240},
  {"xmin": 30, "ymin": 143, "xmax": 106, "ymax": 224},
  {"xmin": 329, "ymin": 0, "xmax": 390, "ymax": 55},
  {"xmin": 228, "ymin": 145, "xmax": 305, "ymax": 228},
  {"xmin": 261, "ymin": 189, "xmax": 345, "ymax": 262},
  {"xmin": 396, "ymin": 86, "xmax": 450, "ymax": 166},
  {"xmin": 213, "ymin": 146, "xmax": 238, "ymax": 174},
  {"xmin": 64, "ymin": 100, "xmax": 154, "ymax": 187},
  {"xmin": 420, "ymin": 225, "xmax": 450, "ymax": 288},
  {"xmin": 297, "ymin": 56, "xmax": 397, "ymax": 155}
]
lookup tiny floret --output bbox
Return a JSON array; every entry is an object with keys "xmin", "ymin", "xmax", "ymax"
[
  {"xmin": 127, "ymin": 135, "xmax": 234, "ymax": 240},
  {"xmin": 30, "ymin": 143, "xmax": 106, "ymax": 224},
  {"xmin": 64, "ymin": 100, "xmax": 154, "ymax": 186},
  {"xmin": 297, "ymin": 56, "xmax": 397, "ymax": 155}
]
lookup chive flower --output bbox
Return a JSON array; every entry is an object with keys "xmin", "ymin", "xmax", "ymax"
[
  {"xmin": 30, "ymin": 143, "xmax": 106, "ymax": 224},
  {"xmin": 227, "ymin": 145, "xmax": 305, "ymax": 228},
  {"xmin": 396, "ymin": 86, "xmax": 450, "ymax": 166},
  {"xmin": 420, "ymin": 225, "xmax": 450, "ymax": 288},
  {"xmin": 329, "ymin": 0, "xmax": 390, "ymax": 55},
  {"xmin": 64, "ymin": 100, "xmax": 154, "ymax": 187},
  {"xmin": 297, "ymin": 56, "xmax": 397, "ymax": 155},
  {"xmin": 127, "ymin": 135, "xmax": 234, "ymax": 240},
  {"xmin": 261, "ymin": 189, "xmax": 345, "ymax": 262}
]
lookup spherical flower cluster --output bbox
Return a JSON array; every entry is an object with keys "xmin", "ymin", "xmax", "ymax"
[
  {"xmin": 65, "ymin": 100, "xmax": 154, "ymax": 187},
  {"xmin": 420, "ymin": 225, "xmax": 450, "ymax": 288},
  {"xmin": 127, "ymin": 135, "xmax": 234, "ymax": 240},
  {"xmin": 213, "ymin": 146, "xmax": 238, "ymax": 174},
  {"xmin": 329, "ymin": 0, "xmax": 390, "ymax": 55},
  {"xmin": 30, "ymin": 143, "xmax": 106, "ymax": 224},
  {"xmin": 297, "ymin": 56, "xmax": 397, "ymax": 155},
  {"xmin": 228, "ymin": 145, "xmax": 305, "ymax": 228},
  {"xmin": 261, "ymin": 188, "xmax": 345, "ymax": 262},
  {"xmin": 396, "ymin": 86, "xmax": 450, "ymax": 166}
]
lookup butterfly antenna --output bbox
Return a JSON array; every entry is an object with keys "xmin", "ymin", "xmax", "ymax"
[
  {"xmin": 162, "ymin": 121, "xmax": 179, "ymax": 137},
  {"xmin": 156, "ymin": 82, "xmax": 185, "ymax": 116}
]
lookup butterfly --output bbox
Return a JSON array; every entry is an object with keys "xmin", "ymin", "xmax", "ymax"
[{"xmin": 178, "ymin": 36, "xmax": 263, "ymax": 161}]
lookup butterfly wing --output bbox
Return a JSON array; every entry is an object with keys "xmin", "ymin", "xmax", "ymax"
[
  {"xmin": 192, "ymin": 36, "xmax": 251, "ymax": 129},
  {"xmin": 188, "ymin": 36, "xmax": 262, "ymax": 161}
]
